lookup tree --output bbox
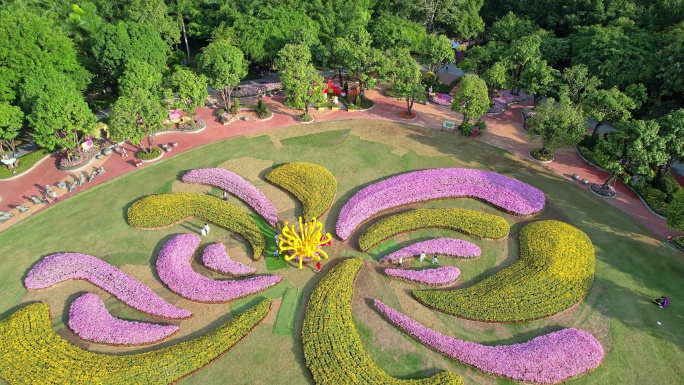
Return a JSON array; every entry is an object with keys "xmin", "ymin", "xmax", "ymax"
[
  {"xmin": 527, "ymin": 98, "xmax": 586, "ymax": 159},
  {"xmin": 656, "ymin": 109, "xmax": 684, "ymax": 184},
  {"xmin": 667, "ymin": 189, "xmax": 684, "ymax": 231},
  {"xmin": 519, "ymin": 60, "xmax": 557, "ymax": 105},
  {"xmin": 121, "ymin": 0, "xmax": 180, "ymax": 46},
  {"xmin": 118, "ymin": 60, "xmax": 164, "ymax": 97},
  {"xmin": 197, "ymin": 40, "xmax": 248, "ymax": 111},
  {"xmin": 170, "ymin": 67, "xmax": 209, "ymax": 115},
  {"xmin": 370, "ymin": 12, "xmax": 425, "ymax": 52},
  {"xmin": 394, "ymin": 0, "xmax": 484, "ymax": 38},
  {"xmin": 451, "ymin": 74, "xmax": 490, "ymax": 124},
  {"xmin": 0, "ymin": 102, "xmax": 24, "ymax": 154},
  {"xmin": 380, "ymin": 48, "xmax": 424, "ymax": 116},
  {"xmin": 276, "ymin": 44, "xmax": 325, "ymax": 115},
  {"xmin": 556, "ymin": 64, "xmax": 601, "ymax": 105},
  {"xmin": 582, "ymin": 88, "xmax": 636, "ymax": 137},
  {"xmin": 457, "ymin": 42, "xmax": 507, "ymax": 75},
  {"xmin": 108, "ymin": 89, "xmax": 166, "ymax": 153},
  {"xmin": 482, "ymin": 61, "xmax": 510, "ymax": 97},
  {"xmin": 488, "ymin": 11, "xmax": 539, "ymax": 44},
  {"xmin": 168, "ymin": 0, "xmax": 201, "ymax": 62},
  {"xmin": 420, "ymin": 34, "xmax": 454, "ymax": 73},
  {"xmin": 505, "ymin": 33, "xmax": 542, "ymax": 94},
  {"xmin": 26, "ymin": 72, "xmax": 96, "ymax": 153}
]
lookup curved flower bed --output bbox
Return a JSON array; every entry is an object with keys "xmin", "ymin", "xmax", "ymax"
[
  {"xmin": 24, "ymin": 253, "xmax": 191, "ymax": 319},
  {"xmin": 379, "ymin": 238, "xmax": 481, "ymax": 262},
  {"xmin": 384, "ymin": 266, "xmax": 461, "ymax": 285},
  {"xmin": 374, "ymin": 300, "xmax": 604, "ymax": 384},
  {"xmin": 302, "ymin": 258, "xmax": 462, "ymax": 385},
  {"xmin": 202, "ymin": 243, "xmax": 256, "ymax": 276},
  {"xmin": 487, "ymin": 90, "xmax": 527, "ymax": 114},
  {"xmin": 127, "ymin": 193, "xmax": 265, "ymax": 260},
  {"xmin": 414, "ymin": 220, "xmax": 595, "ymax": 322},
  {"xmin": 590, "ymin": 183, "xmax": 616, "ymax": 198},
  {"xmin": 68, "ymin": 293, "xmax": 179, "ymax": 346},
  {"xmin": 265, "ymin": 162, "xmax": 337, "ymax": 220},
  {"xmin": 358, "ymin": 208, "xmax": 509, "ymax": 252},
  {"xmin": 336, "ymin": 168, "xmax": 544, "ymax": 240},
  {"xmin": 429, "ymin": 93, "xmax": 453, "ymax": 106},
  {"xmin": 234, "ymin": 82, "xmax": 281, "ymax": 97},
  {"xmin": 0, "ymin": 300, "xmax": 271, "ymax": 384},
  {"xmin": 156, "ymin": 234, "xmax": 281, "ymax": 303},
  {"xmin": 182, "ymin": 168, "xmax": 278, "ymax": 226}
]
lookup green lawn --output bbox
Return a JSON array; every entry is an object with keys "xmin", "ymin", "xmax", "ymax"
[{"xmin": 0, "ymin": 120, "xmax": 681, "ymax": 385}]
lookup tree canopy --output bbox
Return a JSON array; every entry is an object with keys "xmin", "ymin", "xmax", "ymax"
[
  {"xmin": 451, "ymin": 74, "xmax": 490, "ymax": 124},
  {"xmin": 197, "ymin": 40, "xmax": 248, "ymax": 110},
  {"xmin": 276, "ymin": 44, "xmax": 324, "ymax": 115}
]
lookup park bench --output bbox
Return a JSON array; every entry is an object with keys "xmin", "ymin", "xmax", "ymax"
[
  {"xmin": 0, "ymin": 211, "xmax": 13, "ymax": 222},
  {"xmin": 67, "ymin": 181, "xmax": 77, "ymax": 193},
  {"xmin": 30, "ymin": 195, "xmax": 44, "ymax": 205},
  {"xmin": 56, "ymin": 181, "xmax": 67, "ymax": 189},
  {"xmin": 16, "ymin": 205, "xmax": 29, "ymax": 213}
]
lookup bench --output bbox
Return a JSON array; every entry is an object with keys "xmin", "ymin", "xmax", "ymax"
[
  {"xmin": 30, "ymin": 195, "xmax": 44, "ymax": 205},
  {"xmin": 16, "ymin": 205, "xmax": 29, "ymax": 213},
  {"xmin": 57, "ymin": 181, "xmax": 67, "ymax": 189},
  {"xmin": 67, "ymin": 181, "xmax": 77, "ymax": 193},
  {"xmin": 45, "ymin": 185, "xmax": 54, "ymax": 194},
  {"xmin": 0, "ymin": 211, "xmax": 13, "ymax": 223}
]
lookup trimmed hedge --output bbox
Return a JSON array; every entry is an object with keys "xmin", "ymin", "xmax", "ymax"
[
  {"xmin": 301, "ymin": 258, "xmax": 462, "ymax": 385},
  {"xmin": 414, "ymin": 220, "xmax": 595, "ymax": 322},
  {"xmin": 136, "ymin": 147, "xmax": 162, "ymax": 160},
  {"xmin": 0, "ymin": 299, "xmax": 271, "ymax": 384},
  {"xmin": 265, "ymin": 162, "xmax": 337, "ymax": 220},
  {"xmin": 127, "ymin": 193, "xmax": 265, "ymax": 259},
  {"xmin": 0, "ymin": 149, "xmax": 50, "ymax": 179},
  {"xmin": 358, "ymin": 208, "xmax": 509, "ymax": 252}
]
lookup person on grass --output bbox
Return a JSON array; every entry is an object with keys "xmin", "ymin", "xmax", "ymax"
[{"xmin": 654, "ymin": 296, "xmax": 669, "ymax": 307}]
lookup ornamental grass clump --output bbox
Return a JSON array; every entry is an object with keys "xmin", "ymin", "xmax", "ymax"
[
  {"xmin": 202, "ymin": 243, "xmax": 256, "ymax": 276},
  {"xmin": 380, "ymin": 238, "xmax": 481, "ymax": 262},
  {"xmin": 265, "ymin": 162, "xmax": 337, "ymax": 220},
  {"xmin": 0, "ymin": 300, "xmax": 271, "ymax": 385},
  {"xmin": 156, "ymin": 234, "xmax": 281, "ymax": 303},
  {"xmin": 302, "ymin": 258, "xmax": 462, "ymax": 385},
  {"xmin": 127, "ymin": 193, "xmax": 265, "ymax": 259},
  {"xmin": 375, "ymin": 300, "xmax": 604, "ymax": 384},
  {"xmin": 336, "ymin": 168, "xmax": 544, "ymax": 240},
  {"xmin": 413, "ymin": 220, "xmax": 595, "ymax": 322},
  {"xmin": 68, "ymin": 293, "xmax": 180, "ymax": 346},
  {"xmin": 384, "ymin": 266, "xmax": 461, "ymax": 285},
  {"xmin": 182, "ymin": 168, "xmax": 279, "ymax": 226},
  {"xmin": 358, "ymin": 208, "xmax": 509, "ymax": 252},
  {"xmin": 24, "ymin": 253, "xmax": 191, "ymax": 319}
]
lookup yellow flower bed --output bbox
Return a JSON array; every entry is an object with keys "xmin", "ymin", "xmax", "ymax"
[
  {"xmin": 127, "ymin": 193, "xmax": 265, "ymax": 259},
  {"xmin": 358, "ymin": 208, "xmax": 509, "ymax": 251},
  {"xmin": 265, "ymin": 162, "xmax": 337, "ymax": 220},
  {"xmin": 414, "ymin": 220, "xmax": 595, "ymax": 322},
  {"xmin": 0, "ymin": 299, "xmax": 271, "ymax": 384},
  {"xmin": 302, "ymin": 258, "xmax": 462, "ymax": 385}
]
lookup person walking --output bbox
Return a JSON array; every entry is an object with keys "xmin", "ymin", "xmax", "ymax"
[
  {"xmin": 398, "ymin": 257, "xmax": 403, "ymax": 267},
  {"xmin": 316, "ymin": 261, "xmax": 322, "ymax": 273},
  {"xmin": 419, "ymin": 251, "xmax": 426, "ymax": 262},
  {"xmin": 203, "ymin": 223, "xmax": 210, "ymax": 234},
  {"xmin": 200, "ymin": 227, "xmax": 207, "ymax": 237},
  {"xmin": 273, "ymin": 250, "xmax": 280, "ymax": 260},
  {"xmin": 50, "ymin": 191, "xmax": 58, "ymax": 202},
  {"xmin": 432, "ymin": 255, "xmax": 438, "ymax": 264},
  {"xmin": 222, "ymin": 191, "xmax": 228, "ymax": 200},
  {"xmin": 120, "ymin": 147, "xmax": 127, "ymax": 157}
]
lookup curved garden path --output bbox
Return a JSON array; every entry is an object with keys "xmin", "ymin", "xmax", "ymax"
[{"xmin": 1, "ymin": 74, "xmax": 681, "ymax": 240}]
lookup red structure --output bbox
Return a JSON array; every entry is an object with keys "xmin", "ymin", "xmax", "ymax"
[{"xmin": 323, "ymin": 80, "xmax": 341, "ymax": 95}]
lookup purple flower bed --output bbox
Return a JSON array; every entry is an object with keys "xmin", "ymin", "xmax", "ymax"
[
  {"xmin": 202, "ymin": 243, "xmax": 256, "ymax": 276},
  {"xmin": 488, "ymin": 90, "xmax": 528, "ymax": 114},
  {"xmin": 156, "ymin": 234, "xmax": 281, "ymax": 303},
  {"xmin": 336, "ymin": 168, "xmax": 545, "ymax": 240},
  {"xmin": 384, "ymin": 266, "xmax": 460, "ymax": 285},
  {"xmin": 24, "ymin": 253, "xmax": 191, "ymax": 319},
  {"xmin": 68, "ymin": 293, "xmax": 180, "ymax": 346},
  {"xmin": 234, "ymin": 82, "xmax": 281, "ymax": 97},
  {"xmin": 182, "ymin": 168, "xmax": 278, "ymax": 226},
  {"xmin": 429, "ymin": 93, "xmax": 452, "ymax": 106},
  {"xmin": 374, "ymin": 300, "xmax": 604, "ymax": 384},
  {"xmin": 380, "ymin": 238, "xmax": 480, "ymax": 262}
]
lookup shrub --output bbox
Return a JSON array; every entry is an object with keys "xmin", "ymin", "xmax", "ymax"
[
  {"xmin": 216, "ymin": 108, "xmax": 225, "ymax": 117},
  {"xmin": 298, "ymin": 113, "xmax": 313, "ymax": 122},
  {"xmin": 457, "ymin": 121, "xmax": 475, "ymax": 136},
  {"xmin": 127, "ymin": 193, "xmax": 265, "ymax": 259},
  {"xmin": 265, "ymin": 162, "xmax": 336, "ymax": 220},
  {"xmin": 229, "ymin": 98, "xmax": 240, "ymax": 114},
  {"xmin": 136, "ymin": 147, "xmax": 162, "ymax": 160},
  {"xmin": 414, "ymin": 220, "xmax": 595, "ymax": 322},
  {"xmin": 530, "ymin": 147, "xmax": 554, "ymax": 161},
  {"xmin": 475, "ymin": 120, "xmax": 487, "ymax": 131},
  {"xmin": 0, "ymin": 300, "xmax": 271, "ymax": 384},
  {"xmin": 301, "ymin": 258, "xmax": 462, "ymax": 385},
  {"xmin": 0, "ymin": 149, "xmax": 50, "ymax": 179},
  {"xmin": 673, "ymin": 236, "xmax": 684, "ymax": 249},
  {"xmin": 358, "ymin": 208, "xmax": 510, "ymax": 252}
]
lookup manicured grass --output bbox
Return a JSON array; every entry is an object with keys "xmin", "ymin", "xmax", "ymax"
[{"xmin": 0, "ymin": 120, "xmax": 681, "ymax": 384}]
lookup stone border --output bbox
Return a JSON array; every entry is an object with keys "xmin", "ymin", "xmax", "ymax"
[
  {"xmin": 528, "ymin": 151, "xmax": 553, "ymax": 164},
  {"xmin": 156, "ymin": 118, "xmax": 207, "ymax": 136},
  {"xmin": 589, "ymin": 184, "xmax": 617, "ymax": 199},
  {"xmin": 140, "ymin": 150, "xmax": 164, "ymax": 163},
  {"xmin": 298, "ymin": 116, "xmax": 315, "ymax": 124},
  {"xmin": 397, "ymin": 112, "xmax": 417, "ymax": 121},
  {"xmin": 58, "ymin": 149, "xmax": 103, "ymax": 172}
]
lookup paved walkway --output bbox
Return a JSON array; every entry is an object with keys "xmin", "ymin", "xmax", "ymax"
[{"xmin": 1, "ymin": 78, "xmax": 681, "ymax": 239}]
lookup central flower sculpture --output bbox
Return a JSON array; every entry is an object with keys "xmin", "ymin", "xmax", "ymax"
[{"xmin": 278, "ymin": 217, "xmax": 331, "ymax": 269}]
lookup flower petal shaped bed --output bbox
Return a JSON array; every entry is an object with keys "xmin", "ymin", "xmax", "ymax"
[
  {"xmin": 336, "ymin": 168, "xmax": 544, "ymax": 240},
  {"xmin": 182, "ymin": 168, "xmax": 278, "ymax": 226},
  {"xmin": 202, "ymin": 243, "xmax": 256, "ymax": 276},
  {"xmin": 413, "ymin": 220, "xmax": 595, "ymax": 322},
  {"xmin": 157, "ymin": 234, "xmax": 281, "ymax": 303},
  {"xmin": 127, "ymin": 193, "xmax": 265, "ymax": 260},
  {"xmin": 384, "ymin": 266, "xmax": 461, "ymax": 285},
  {"xmin": 379, "ymin": 238, "xmax": 481, "ymax": 262},
  {"xmin": 68, "ymin": 293, "xmax": 180, "ymax": 346},
  {"xmin": 359, "ymin": 208, "xmax": 509, "ymax": 252},
  {"xmin": 375, "ymin": 300, "xmax": 603, "ymax": 384},
  {"xmin": 265, "ymin": 162, "xmax": 337, "ymax": 220},
  {"xmin": 0, "ymin": 300, "xmax": 271, "ymax": 385},
  {"xmin": 24, "ymin": 253, "xmax": 191, "ymax": 319},
  {"xmin": 302, "ymin": 258, "xmax": 462, "ymax": 385}
]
